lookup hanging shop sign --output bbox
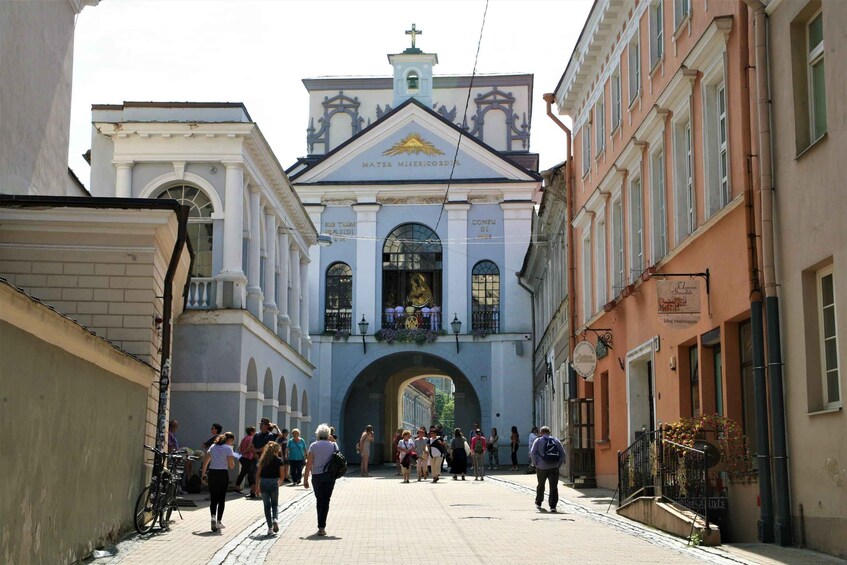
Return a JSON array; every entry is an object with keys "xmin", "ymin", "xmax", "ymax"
[
  {"xmin": 657, "ymin": 279, "xmax": 701, "ymax": 329},
  {"xmin": 573, "ymin": 340, "xmax": 598, "ymax": 380}
]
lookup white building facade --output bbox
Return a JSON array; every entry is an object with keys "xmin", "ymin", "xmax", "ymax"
[
  {"xmin": 88, "ymin": 102, "xmax": 318, "ymax": 446},
  {"xmin": 290, "ymin": 37, "xmax": 541, "ymax": 462}
]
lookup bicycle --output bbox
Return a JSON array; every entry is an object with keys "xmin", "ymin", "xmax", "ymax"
[{"xmin": 134, "ymin": 445, "xmax": 197, "ymax": 534}]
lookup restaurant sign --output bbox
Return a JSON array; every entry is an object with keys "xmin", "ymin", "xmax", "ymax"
[
  {"xmin": 573, "ymin": 340, "xmax": 598, "ymax": 380},
  {"xmin": 657, "ymin": 279, "xmax": 701, "ymax": 329}
]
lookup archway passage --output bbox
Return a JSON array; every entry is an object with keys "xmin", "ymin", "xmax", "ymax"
[{"xmin": 341, "ymin": 352, "xmax": 481, "ymax": 465}]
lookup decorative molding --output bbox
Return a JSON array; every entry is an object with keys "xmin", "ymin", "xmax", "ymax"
[
  {"xmin": 307, "ymin": 91, "xmax": 364, "ymax": 154},
  {"xmin": 465, "ymin": 88, "xmax": 530, "ymax": 151},
  {"xmin": 139, "ymin": 171, "xmax": 225, "ymax": 214}
]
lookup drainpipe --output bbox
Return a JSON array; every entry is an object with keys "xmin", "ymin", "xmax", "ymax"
[
  {"xmin": 517, "ymin": 274, "xmax": 537, "ymax": 426},
  {"xmin": 543, "ymin": 93, "xmax": 576, "ymax": 384},
  {"xmin": 745, "ymin": 0, "xmax": 791, "ymax": 545}
]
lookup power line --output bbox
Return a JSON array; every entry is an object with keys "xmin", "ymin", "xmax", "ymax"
[{"xmin": 433, "ymin": 0, "xmax": 490, "ymax": 233}]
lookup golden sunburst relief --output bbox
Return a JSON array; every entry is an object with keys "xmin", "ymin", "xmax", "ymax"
[{"xmin": 381, "ymin": 132, "xmax": 445, "ymax": 157}]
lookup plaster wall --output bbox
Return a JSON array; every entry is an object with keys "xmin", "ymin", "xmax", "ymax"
[
  {"xmin": 0, "ymin": 318, "xmax": 153, "ymax": 565},
  {"xmin": 0, "ymin": 1, "xmax": 77, "ymax": 196},
  {"xmin": 767, "ymin": 0, "xmax": 847, "ymax": 557}
]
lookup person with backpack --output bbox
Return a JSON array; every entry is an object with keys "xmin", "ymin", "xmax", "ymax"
[
  {"xmin": 303, "ymin": 423, "xmax": 339, "ymax": 537},
  {"xmin": 470, "ymin": 429, "xmax": 487, "ymax": 481},
  {"xmin": 427, "ymin": 429, "xmax": 446, "ymax": 483},
  {"xmin": 529, "ymin": 426, "xmax": 565, "ymax": 512}
]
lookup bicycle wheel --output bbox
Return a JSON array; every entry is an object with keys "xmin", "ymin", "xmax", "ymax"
[
  {"xmin": 134, "ymin": 485, "xmax": 157, "ymax": 534},
  {"xmin": 160, "ymin": 482, "xmax": 176, "ymax": 530}
]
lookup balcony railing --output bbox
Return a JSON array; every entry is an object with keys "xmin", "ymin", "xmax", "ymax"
[
  {"xmin": 471, "ymin": 310, "xmax": 499, "ymax": 334},
  {"xmin": 187, "ymin": 278, "xmax": 216, "ymax": 309},
  {"xmin": 382, "ymin": 308, "xmax": 442, "ymax": 331},
  {"xmin": 324, "ymin": 309, "xmax": 352, "ymax": 333}
]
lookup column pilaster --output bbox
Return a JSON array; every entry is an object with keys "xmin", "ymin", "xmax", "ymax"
[
  {"xmin": 289, "ymin": 246, "xmax": 302, "ymax": 353},
  {"xmin": 445, "ymin": 202, "xmax": 470, "ymax": 331},
  {"xmin": 114, "ymin": 161, "xmax": 133, "ymax": 198},
  {"xmin": 353, "ymin": 203, "xmax": 380, "ymax": 331},
  {"xmin": 263, "ymin": 212, "xmax": 278, "ymax": 331},
  {"xmin": 501, "ymin": 201, "xmax": 535, "ymax": 332},
  {"xmin": 219, "ymin": 161, "xmax": 247, "ymax": 308},
  {"xmin": 246, "ymin": 189, "xmax": 264, "ymax": 317},
  {"xmin": 277, "ymin": 230, "xmax": 291, "ymax": 342},
  {"xmin": 300, "ymin": 256, "xmax": 311, "ymax": 361}
]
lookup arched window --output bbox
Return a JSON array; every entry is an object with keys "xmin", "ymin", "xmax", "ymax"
[
  {"xmin": 472, "ymin": 260, "xmax": 500, "ymax": 333},
  {"xmin": 157, "ymin": 184, "xmax": 214, "ymax": 277},
  {"xmin": 325, "ymin": 262, "xmax": 352, "ymax": 333},
  {"xmin": 406, "ymin": 71, "xmax": 419, "ymax": 91},
  {"xmin": 382, "ymin": 223, "xmax": 442, "ymax": 330}
]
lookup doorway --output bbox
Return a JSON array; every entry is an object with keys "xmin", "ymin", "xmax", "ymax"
[{"xmin": 627, "ymin": 340, "xmax": 657, "ymax": 442}]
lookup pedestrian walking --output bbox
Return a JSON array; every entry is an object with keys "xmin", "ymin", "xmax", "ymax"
[
  {"xmin": 168, "ymin": 420, "xmax": 180, "ymax": 453},
  {"xmin": 256, "ymin": 441, "xmax": 285, "ymax": 536},
  {"xmin": 391, "ymin": 428, "xmax": 402, "ymax": 475},
  {"xmin": 358, "ymin": 425, "xmax": 374, "ymax": 477},
  {"xmin": 234, "ymin": 426, "xmax": 256, "ymax": 493},
  {"xmin": 488, "ymin": 427, "xmax": 500, "ymax": 470},
  {"xmin": 414, "ymin": 427, "xmax": 429, "ymax": 481},
  {"xmin": 201, "ymin": 432, "xmax": 236, "ymax": 532},
  {"xmin": 527, "ymin": 426, "xmax": 540, "ymax": 473},
  {"xmin": 427, "ymin": 429, "xmax": 446, "ymax": 483},
  {"xmin": 450, "ymin": 428, "xmax": 469, "ymax": 481},
  {"xmin": 470, "ymin": 429, "xmax": 486, "ymax": 481},
  {"xmin": 250, "ymin": 418, "xmax": 279, "ymax": 498},
  {"xmin": 397, "ymin": 430, "xmax": 415, "ymax": 483},
  {"xmin": 529, "ymin": 426, "xmax": 565, "ymax": 512},
  {"xmin": 277, "ymin": 428, "xmax": 291, "ymax": 483},
  {"xmin": 202, "ymin": 423, "xmax": 223, "ymax": 450},
  {"xmin": 510, "ymin": 426, "xmax": 520, "ymax": 471},
  {"xmin": 287, "ymin": 428, "xmax": 307, "ymax": 485},
  {"xmin": 303, "ymin": 423, "xmax": 339, "ymax": 537}
]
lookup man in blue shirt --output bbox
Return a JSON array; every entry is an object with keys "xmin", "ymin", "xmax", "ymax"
[{"xmin": 529, "ymin": 426, "xmax": 566, "ymax": 512}]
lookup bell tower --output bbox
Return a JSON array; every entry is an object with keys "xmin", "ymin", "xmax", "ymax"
[{"xmin": 389, "ymin": 24, "xmax": 438, "ymax": 108}]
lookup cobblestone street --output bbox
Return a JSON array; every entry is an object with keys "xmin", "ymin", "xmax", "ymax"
[{"xmin": 86, "ymin": 469, "xmax": 843, "ymax": 565}]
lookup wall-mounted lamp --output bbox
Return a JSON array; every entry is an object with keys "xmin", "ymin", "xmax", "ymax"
[
  {"xmin": 451, "ymin": 314, "xmax": 462, "ymax": 353},
  {"xmin": 317, "ymin": 234, "xmax": 333, "ymax": 247},
  {"xmin": 358, "ymin": 315, "xmax": 369, "ymax": 354}
]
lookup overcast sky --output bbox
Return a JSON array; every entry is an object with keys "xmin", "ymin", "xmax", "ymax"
[{"xmin": 70, "ymin": 0, "xmax": 593, "ymax": 186}]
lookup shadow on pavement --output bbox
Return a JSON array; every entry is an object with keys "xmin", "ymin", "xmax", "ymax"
[
  {"xmin": 191, "ymin": 531, "xmax": 222, "ymax": 537},
  {"xmin": 300, "ymin": 534, "xmax": 342, "ymax": 541}
]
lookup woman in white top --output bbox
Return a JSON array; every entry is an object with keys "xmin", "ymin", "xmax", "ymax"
[
  {"xmin": 201, "ymin": 432, "xmax": 236, "ymax": 532},
  {"xmin": 397, "ymin": 430, "xmax": 415, "ymax": 483}
]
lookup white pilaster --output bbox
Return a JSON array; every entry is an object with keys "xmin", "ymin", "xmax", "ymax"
[
  {"xmin": 501, "ymin": 201, "xmax": 534, "ymax": 332},
  {"xmin": 445, "ymin": 202, "xmax": 470, "ymax": 330},
  {"xmin": 300, "ymin": 256, "xmax": 311, "ymax": 361},
  {"xmin": 277, "ymin": 230, "xmax": 291, "ymax": 342},
  {"xmin": 246, "ymin": 189, "xmax": 263, "ymax": 317},
  {"xmin": 263, "ymin": 212, "xmax": 278, "ymax": 331},
  {"xmin": 305, "ymin": 205, "xmax": 324, "ymax": 339},
  {"xmin": 289, "ymin": 246, "xmax": 302, "ymax": 352},
  {"xmin": 353, "ymin": 203, "xmax": 380, "ymax": 331},
  {"xmin": 114, "ymin": 161, "xmax": 133, "ymax": 198},
  {"xmin": 219, "ymin": 161, "xmax": 247, "ymax": 308}
]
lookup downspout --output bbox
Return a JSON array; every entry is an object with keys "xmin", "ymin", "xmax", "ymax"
[
  {"xmin": 517, "ymin": 273, "xmax": 537, "ymax": 426},
  {"xmin": 543, "ymin": 93, "xmax": 576, "ymax": 386},
  {"xmin": 745, "ymin": 0, "xmax": 791, "ymax": 545},
  {"xmin": 154, "ymin": 204, "xmax": 191, "ymax": 456}
]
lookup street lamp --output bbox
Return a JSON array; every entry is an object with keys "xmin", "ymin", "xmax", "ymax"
[
  {"xmin": 451, "ymin": 314, "xmax": 462, "ymax": 353},
  {"xmin": 358, "ymin": 315, "xmax": 369, "ymax": 354},
  {"xmin": 316, "ymin": 234, "xmax": 333, "ymax": 247}
]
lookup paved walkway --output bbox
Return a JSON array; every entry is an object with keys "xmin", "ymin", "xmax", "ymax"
[{"xmin": 86, "ymin": 468, "xmax": 844, "ymax": 565}]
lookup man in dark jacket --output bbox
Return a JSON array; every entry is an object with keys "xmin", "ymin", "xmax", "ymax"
[{"xmin": 529, "ymin": 426, "xmax": 565, "ymax": 512}]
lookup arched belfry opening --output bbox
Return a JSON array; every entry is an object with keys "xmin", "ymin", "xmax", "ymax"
[{"xmin": 340, "ymin": 352, "xmax": 481, "ymax": 464}]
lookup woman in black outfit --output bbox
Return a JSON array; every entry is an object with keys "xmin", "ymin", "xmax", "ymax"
[
  {"xmin": 510, "ymin": 426, "xmax": 520, "ymax": 471},
  {"xmin": 450, "ymin": 428, "xmax": 468, "ymax": 480}
]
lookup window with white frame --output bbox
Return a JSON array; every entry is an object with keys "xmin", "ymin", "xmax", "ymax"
[
  {"xmin": 703, "ymin": 59, "xmax": 730, "ymax": 218},
  {"xmin": 807, "ymin": 10, "xmax": 827, "ymax": 141},
  {"xmin": 612, "ymin": 198, "xmax": 625, "ymax": 294},
  {"xmin": 818, "ymin": 267, "xmax": 841, "ymax": 407},
  {"xmin": 650, "ymin": 1, "xmax": 664, "ymax": 68},
  {"xmin": 596, "ymin": 97, "xmax": 606, "ymax": 156},
  {"xmin": 611, "ymin": 70, "xmax": 622, "ymax": 130},
  {"xmin": 651, "ymin": 146, "xmax": 667, "ymax": 261},
  {"xmin": 595, "ymin": 218, "xmax": 607, "ymax": 312},
  {"xmin": 582, "ymin": 123, "xmax": 591, "ymax": 176},
  {"xmin": 628, "ymin": 37, "xmax": 641, "ymax": 104},
  {"xmin": 674, "ymin": 0, "xmax": 690, "ymax": 30},
  {"xmin": 673, "ymin": 118, "xmax": 695, "ymax": 243},
  {"xmin": 629, "ymin": 175, "xmax": 644, "ymax": 281},
  {"xmin": 582, "ymin": 234, "xmax": 592, "ymax": 322}
]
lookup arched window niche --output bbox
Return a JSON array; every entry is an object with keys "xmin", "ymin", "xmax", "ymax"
[
  {"xmin": 156, "ymin": 184, "xmax": 214, "ymax": 278},
  {"xmin": 382, "ymin": 223, "xmax": 442, "ymax": 331},
  {"xmin": 471, "ymin": 260, "xmax": 500, "ymax": 334},
  {"xmin": 324, "ymin": 262, "xmax": 352, "ymax": 333},
  {"xmin": 406, "ymin": 70, "xmax": 420, "ymax": 92}
]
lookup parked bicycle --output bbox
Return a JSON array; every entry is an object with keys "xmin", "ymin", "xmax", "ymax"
[{"xmin": 134, "ymin": 444, "xmax": 197, "ymax": 534}]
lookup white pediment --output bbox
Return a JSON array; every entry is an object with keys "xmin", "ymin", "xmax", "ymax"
[{"xmin": 292, "ymin": 102, "xmax": 536, "ymax": 184}]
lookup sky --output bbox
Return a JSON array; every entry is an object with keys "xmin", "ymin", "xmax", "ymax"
[{"xmin": 69, "ymin": 0, "xmax": 593, "ymax": 186}]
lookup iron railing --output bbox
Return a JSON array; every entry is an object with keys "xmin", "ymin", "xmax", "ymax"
[
  {"xmin": 617, "ymin": 429, "xmax": 662, "ymax": 507},
  {"xmin": 324, "ymin": 309, "xmax": 352, "ymax": 333},
  {"xmin": 471, "ymin": 310, "xmax": 500, "ymax": 334},
  {"xmin": 382, "ymin": 310, "xmax": 442, "ymax": 331},
  {"xmin": 660, "ymin": 439, "xmax": 710, "ymax": 529}
]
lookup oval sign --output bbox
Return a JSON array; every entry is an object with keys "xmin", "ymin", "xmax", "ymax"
[{"xmin": 573, "ymin": 340, "xmax": 597, "ymax": 380}]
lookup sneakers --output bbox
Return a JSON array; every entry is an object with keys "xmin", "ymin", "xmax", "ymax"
[
  {"xmin": 461, "ymin": 475, "xmax": 466, "ymax": 481},
  {"xmin": 218, "ymin": 522, "xmax": 226, "ymax": 529},
  {"xmin": 267, "ymin": 527, "xmax": 274, "ymax": 536},
  {"xmin": 317, "ymin": 528, "xmax": 326, "ymax": 536},
  {"xmin": 211, "ymin": 518, "xmax": 218, "ymax": 532},
  {"xmin": 272, "ymin": 520, "xmax": 279, "ymax": 533},
  {"xmin": 535, "ymin": 504, "xmax": 543, "ymax": 511},
  {"xmin": 550, "ymin": 508, "xmax": 558, "ymax": 513}
]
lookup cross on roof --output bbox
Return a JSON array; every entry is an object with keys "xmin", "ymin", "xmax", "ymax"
[{"xmin": 405, "ymin": 23, "xmax": 422, "ymax": 49}]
